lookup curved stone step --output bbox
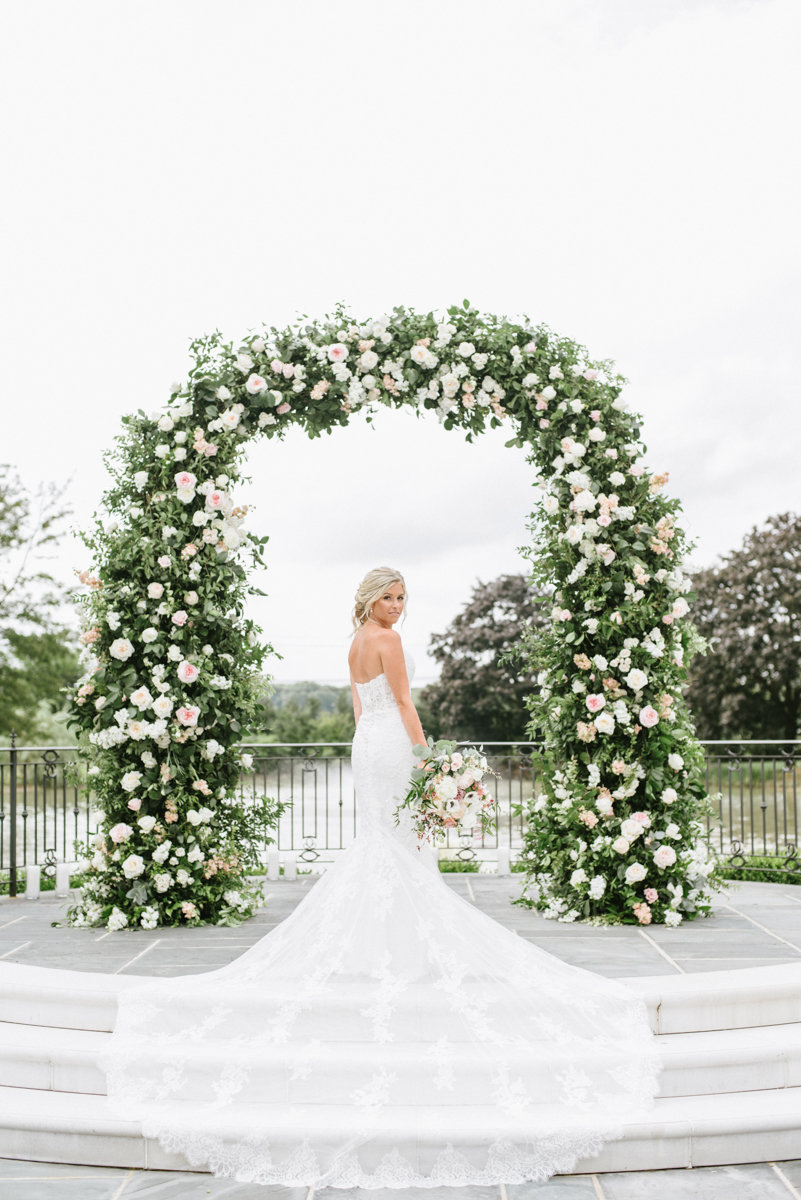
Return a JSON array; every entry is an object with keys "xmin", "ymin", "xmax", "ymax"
[
  {"xmin": 3, "ymin": 960, "xmax": 801, "ymax": 1035},
  {"xmin": 627, "ymin": 962, "xmax": 801, "ymax": 1034},
  {"xmin": 0, "ymin": 1083, "xmax": 799, "ymax": 1175},
  {"xmin": 1, "ymin": 1020, "xmax": 800, "ymax": 1102}
]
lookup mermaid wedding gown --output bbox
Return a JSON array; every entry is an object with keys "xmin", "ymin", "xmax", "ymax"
[{"xmin": 103, "ymin": 649, "xmax": 662, "ymax": 1189}]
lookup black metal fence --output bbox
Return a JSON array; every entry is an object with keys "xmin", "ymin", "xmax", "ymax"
[{"xmin": 2, "ymin": 735, "xmax": 800, "ymax": 894}]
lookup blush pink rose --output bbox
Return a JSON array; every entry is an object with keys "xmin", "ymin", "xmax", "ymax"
[
  {"xmin": 177, "ymin": 661, "xmax": 199, "ymax": 684},
  {"xmin": 171, "ymin": 610, "xmax": 188, "ymax": 627},
  {"xmin": 276, "ymin": 403, "xmax": 291, "ymax": 415},
  {"xmin": 127, "ymin": 796, "xmax": 142, "ymax": 811},
  {"xmin": 644, "ymin": 888, "xmax": 658, "ymax": 903},
  {"xmin": 586, "ymin": 693, "xmax": 605, "ymax": 713},
  {"xmin": 590, "ymin": 409, "xmax": 601, "ymax": 420},
  {"xmin": 176, "ymin": 705, "xmax": 200, "ymax": 727},
  {"xmin": 639, "ymin": 705, "xmax": 659, "ymax": 727},
  {"xmin": 158, "ymin": 555, "xmax": 171, "ymax": 568},
  {"xmin": 174, "ymin": 471, "xmax": 197, "ymax": 490}
]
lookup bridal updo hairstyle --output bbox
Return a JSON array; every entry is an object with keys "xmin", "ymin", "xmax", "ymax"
[{"xmin": 352, "ymin": 566, "xmax": 407, "ymax": 632}]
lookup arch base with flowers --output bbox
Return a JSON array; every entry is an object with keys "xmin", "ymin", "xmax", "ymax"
[{"xmin": 69, "ymin": 302, "xmax": 723, "ymax": 930}]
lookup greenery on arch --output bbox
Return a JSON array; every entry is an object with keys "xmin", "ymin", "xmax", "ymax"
[{"xmin": 67, "ymin": 301, "xmax": 723, "ymax": 929}]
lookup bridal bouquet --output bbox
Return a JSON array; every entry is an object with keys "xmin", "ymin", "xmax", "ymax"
[{"xmin": 394, "ymin": 739, "xmax": 499, "ymax": 845}]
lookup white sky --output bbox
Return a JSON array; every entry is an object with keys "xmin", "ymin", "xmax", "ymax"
[{"xmin": 1, "ymin": 0, "xmax": 798, "ymax": 685}]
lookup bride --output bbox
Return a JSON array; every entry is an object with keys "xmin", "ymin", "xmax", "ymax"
[{"xmin": 102, "ymin": 566, "xmax": 662, "ymax": 1189}]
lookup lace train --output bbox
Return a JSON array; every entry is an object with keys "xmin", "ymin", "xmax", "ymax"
[{"xmin": 101, "ymin": 650, "xmax": 662, "ymax": 1188}]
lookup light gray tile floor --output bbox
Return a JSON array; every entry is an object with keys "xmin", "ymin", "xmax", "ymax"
[
  {"xmin": 4, "ymin": 1161, "xmax": 801, "ymax": 1199},
  {"xmin": 2, "ymin": 880, "xmax": 801, "ymax": 1195},
  {"xmin": 2, "ymin": 877, "xmax": 800, "ymax": 978}
]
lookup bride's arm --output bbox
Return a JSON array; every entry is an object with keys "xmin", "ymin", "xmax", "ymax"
[
  {"xmin": 350, "ymin": 676, "xmax": 363, "ymax": 727},
  {"xmin": 380, "ymin": 633, "xmax": 427, "ymax": 750}
]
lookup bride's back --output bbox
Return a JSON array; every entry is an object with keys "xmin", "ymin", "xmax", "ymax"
[{"xmin": 348, "ymin": 625, "xmax": 396, "ymax": 684}]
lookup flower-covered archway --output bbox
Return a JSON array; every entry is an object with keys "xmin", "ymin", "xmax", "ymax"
[{"xmin": 69, "ymin": 302, "xmax": 721, "ymax": 929}]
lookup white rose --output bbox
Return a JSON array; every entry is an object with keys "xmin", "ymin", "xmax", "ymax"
[
  {"xmin": 122, "ymin": 853, "xmax": 145, "ymax": 879},
  {"xmin": 134, "ymin": 471, "xmax": 148, "ymax": 491},
  {"xmin": 153, "ymin": 872, "xmax": 173, "ymax": 893},
  {"xmin": 235, "ymin": 354, "xmax": 253, "ymax": 372},
  {"xmin": 668, "ymin": 753, "xmax": 684, "ymax": 771},
  {"xmin": 653, "ymin": 845, "xmax": 677, "ymax": 869},
  {"xmin": 661, "ymin": 787, "xmax": 678, "ymax": 805},
  {"xmin": 570, "ymin": 868, "xmax": 587, "ymax": 888},
  {"xmin": 141, "ymin": 628, "xmax": 158, "ymax": 644},
  {"xmin": 152, "ymin": 695, "xmax": 173, "ymax": 718},
  {"xmin": 109, "ymin": 638, "xmax": 134, "ymax": 661},
  {"xmin": 157, "ymin": 415, "xmax": 174, "ymax": 432},
  {"xmin": 120, "ymin": 770, "xmax": 142, "ymax": 792},
  {"xmin": 137, "ymin": 815, "xmax": 157, "ymax": 833},
  {"xmin": 154, "ymin": 444, "xmax": 169, "ymax": 459},
  {"xmin": 595, "ymin": 711, "xmax": 615, "ymax": 735},
  {"xmin": 457, "ymin": 341, "xmax": 476, "ymax": 357},
  {"xmin": 625, "ymin": 862, "xmax": 647, "ymax": 885},
  {"xmin": 621, "ymin": 818, "xmax": 643, "ymax": 841},
  {"xmin": 612, "ymin": 836, "xmax": 630, "ymax": 854},
  {"xmin": 626, "ymin": 668, "xmax": 648, "ymax": 691}
]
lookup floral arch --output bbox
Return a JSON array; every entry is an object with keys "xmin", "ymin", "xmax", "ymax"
[{"xmin": 69, "ymin": 302, "xmax": 721, "ymax": 929}]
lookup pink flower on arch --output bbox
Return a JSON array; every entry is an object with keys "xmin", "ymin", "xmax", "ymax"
[
  {"xmin": 177, "ymin": 661, "xmax": 199, "ymax": 684},
  {"xmin": 586, "ymin": 693, "xmax": 605, "ymax": 714},
  {"xmin": 176, "ymin": 705, "xmax": 200, "ymax": 727}
]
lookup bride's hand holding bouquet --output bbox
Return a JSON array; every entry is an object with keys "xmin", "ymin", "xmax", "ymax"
[{"xmin": 394, "ymin": 737, "xmax": 499, "ymax": 845}]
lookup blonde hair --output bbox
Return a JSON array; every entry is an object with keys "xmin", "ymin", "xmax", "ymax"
[{"xmin": 352, "ymin": 566, "xmax": 407, "ymax": 632}]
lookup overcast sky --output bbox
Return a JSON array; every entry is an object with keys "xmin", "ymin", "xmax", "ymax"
[{"xmin": 2, "ymin": 0, "xmax": 798, "ymax": 685}]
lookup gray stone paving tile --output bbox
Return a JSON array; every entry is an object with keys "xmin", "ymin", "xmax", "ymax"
[
  {"xmin": 316, "ymin": 1189, "xmax": 498, "ymax": 1200},
  {"xmin": 0, "ymin": 1182, "xmax": 122, "ymax": 1198},
  {"xmin": 772, "ymin": 1159, "xmax": 801, "ymax": 1187},
  {"xmin": 507, "ymin": 1174, "xmax": 599, "ymax": 1197},
  {"xmin": 121, "ymin": 1170, "xmax": 306, "ymax": 1197},
  {"xmin": 678, "ymin": 957, "xmax": 801, "ymax": 973},
  {"xmin": 0, "ymin": 1160, "xmax": 128, "ymax": 1179},
  {"xmin": 601, "ymin": 1161, "xmax": 790, "ymax": 1199}
]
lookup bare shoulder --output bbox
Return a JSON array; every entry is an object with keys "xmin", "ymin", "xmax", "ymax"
[{"xmin": 377, "ymin": 627, "xmax": 402, "ymax": 651}]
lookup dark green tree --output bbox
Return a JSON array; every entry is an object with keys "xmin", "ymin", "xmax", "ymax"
[
  {"xmin": 684, "ymin": 512, "xmax": 801, "ymax": 741},
  {"xmin": 0, "ymin": 466, "xmax": 79, "ymax": 741},
  {"xmin": 419, "ymin": 574, "xmax": 548, "ymax": 742}
]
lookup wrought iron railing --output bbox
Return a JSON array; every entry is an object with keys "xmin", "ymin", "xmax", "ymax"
[{"xmin": 1, "ymin": 736, "xmax": 800, "ymax": 893}]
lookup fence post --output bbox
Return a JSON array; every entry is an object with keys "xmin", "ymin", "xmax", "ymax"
[{"xmin": 8, "ymin": 731, "xmax": 17, "ymax": 898}]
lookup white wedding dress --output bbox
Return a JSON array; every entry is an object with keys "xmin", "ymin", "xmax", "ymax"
[{"xmin": 102, "ymin": 649, "xmax": 662, "ymax": 1189}]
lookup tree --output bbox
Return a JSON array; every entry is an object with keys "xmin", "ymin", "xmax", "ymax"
[
  {"xmin": 0, "ymin": 466, "xmax": 79, "ymax": 742},
  {"xmin": 684, "ymin": 511, "xmax": 801, "ymax": 741},
  {"xmin": 419, "ymin": 574, "xmax": 548, "ymax": 742}
]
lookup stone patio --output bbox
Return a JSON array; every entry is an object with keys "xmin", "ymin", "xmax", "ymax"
[{"xmin": 2, "ymin": 876, "xmax": 801, "ymax": 1197}]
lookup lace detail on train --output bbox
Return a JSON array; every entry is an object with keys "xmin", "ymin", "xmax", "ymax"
[{"xmin": 101, "ymin": 641, "xmax": 663, "ymax": 1189}]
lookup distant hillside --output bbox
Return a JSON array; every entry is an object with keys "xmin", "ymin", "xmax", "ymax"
[{"xmin": 267, "ymin": 681, "xmax": 349, "ymax": 712}]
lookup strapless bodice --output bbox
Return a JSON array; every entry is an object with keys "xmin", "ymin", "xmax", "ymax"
[{"xmin": 354, "ymin": 648, "xmax": 415, "ymax": 717}]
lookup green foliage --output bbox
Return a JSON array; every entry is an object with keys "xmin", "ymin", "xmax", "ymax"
[
  {"xmin": 0, "ymin": 467, "xmax": 80, "ymax": 742},
  {"xmin": 684, "ymin": 512, "xmax": 801, "ymax": 741},
  {"xmin": 256, "ymin": 687, "xmax": 355, "ymax": 754},
  {"xmin": 420, "ymin": 574, "xmax": 547, "ymax": 741},
  {"xmin": 69, "ymin": 303, "xmax": 722, "ymax": 928}
]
